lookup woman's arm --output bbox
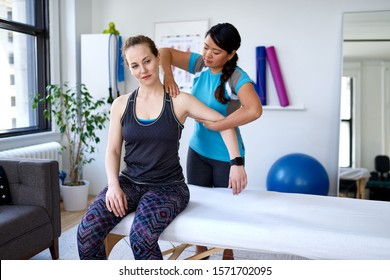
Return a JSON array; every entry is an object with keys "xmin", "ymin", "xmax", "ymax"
[
  {"xmin": 201, "ymin": 82, "xmax": 263, "ymax": 131},
  {"xmin": 174, "ymin": 92, "xmax": 247, "ymax": 194},
  {"xmin": 105, "ymin": 95, "xmax": 128, "ymax": 217},
  {"xmin": 159, "ymin": 48, "xmax": 192, "ymax": 97},
  {"xmin": 219, "ymin": 130, "xmax": 248, "ymax": 195}
]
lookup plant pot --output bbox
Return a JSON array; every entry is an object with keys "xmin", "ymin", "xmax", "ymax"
[{"xmin": 60, "ymin": 180, "xmax": 90, "ymax": 211}]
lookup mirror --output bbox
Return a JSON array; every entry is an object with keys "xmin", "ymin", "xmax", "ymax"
[{"xmin": 339, "ymin": 11, "xmax": 390, "ymax": 198}]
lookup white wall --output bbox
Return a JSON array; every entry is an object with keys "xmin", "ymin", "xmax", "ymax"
[
  {"xmin": 58, "ymin": 0, "xmax": 390, "ymax": 196},
  {"xmin": 80, "ymin": 34, "xmax": 126, "ymax": 195}
]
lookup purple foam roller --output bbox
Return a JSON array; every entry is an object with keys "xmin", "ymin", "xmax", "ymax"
[{"xmin": 266, "ymin": 46, "xmax": 290, "ymax": 106}]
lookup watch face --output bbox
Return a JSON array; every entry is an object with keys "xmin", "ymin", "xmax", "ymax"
[{"xmin": 236, "ymin": 157, "xmax": 244, "ymax": 165}]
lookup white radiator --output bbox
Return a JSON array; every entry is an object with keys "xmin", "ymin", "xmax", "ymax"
[{"xmin": 0, "ymin": 142, "xmax": 62, "ymax": 170}]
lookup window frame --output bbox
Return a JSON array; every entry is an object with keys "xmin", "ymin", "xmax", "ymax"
[
  {"xmin": 339, "ymin": 76, "xmax": 353, "ymax": 168},
  {"xmin": 0, "ymin": 0, "xmax": 51, "ymax": 138}
]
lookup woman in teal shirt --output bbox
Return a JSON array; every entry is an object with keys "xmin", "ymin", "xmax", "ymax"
[{"xmin": 160, "ymin": 22, "xmax": 262, "ymax": 259}]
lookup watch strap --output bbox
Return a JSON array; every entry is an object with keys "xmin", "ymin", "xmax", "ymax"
[{"xmin": 230, "ymin": 157, "xmax": 244, "ymax": 166}]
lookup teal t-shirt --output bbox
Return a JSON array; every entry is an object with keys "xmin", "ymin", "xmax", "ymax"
[{"xmin": 188, "ymin": 52, "xmax": 254, "ymax": 162}]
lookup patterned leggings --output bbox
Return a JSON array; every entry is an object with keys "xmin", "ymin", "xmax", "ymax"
[{"xmin": 77, "ymin": 176, "xmax": 190, "ymax": 260}]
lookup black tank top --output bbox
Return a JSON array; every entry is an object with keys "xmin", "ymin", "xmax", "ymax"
[{"xmin": 121, "ymin": 88, "xmax": 185, "ymax": 184}]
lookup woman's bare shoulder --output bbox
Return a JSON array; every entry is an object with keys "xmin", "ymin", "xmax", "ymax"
[
  {"xmin": 172, "ymin": 91, "xmax": 192, "ymax": 103},
  {"xmin": 111, "ymin": 93, "xmax": 131, "ymax": 114}
]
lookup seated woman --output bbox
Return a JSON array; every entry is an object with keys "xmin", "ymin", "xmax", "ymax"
[{"xmin": 77, "ymin": 35, "xmax": 247, "ymax": 260}]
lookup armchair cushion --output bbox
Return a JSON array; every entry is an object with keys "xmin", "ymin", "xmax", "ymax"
[
  {"xmin": 0, "ymin": 166, "xmax": 13, "ymax": 205},
  {"xmin": 0, "ymin": 205, "xmax": 49, "ymax": 246},
  {"xmin": 0, "ymin": 158, "xmax": 61, "ymax": 259}
]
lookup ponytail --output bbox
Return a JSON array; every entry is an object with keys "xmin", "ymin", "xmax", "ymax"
[{"xmin": 214, "ymin": 54, "xmax": 238, "ymax": 104}]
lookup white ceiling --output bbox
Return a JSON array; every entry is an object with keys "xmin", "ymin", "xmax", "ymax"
[{"xmin": 343, "ymin": 10, "xmax": 390, "ymax": 60}]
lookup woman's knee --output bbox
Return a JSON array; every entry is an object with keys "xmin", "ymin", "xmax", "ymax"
[{"xmin": 77, "ymin": 198, "xmax": 114, "ymax": 242}]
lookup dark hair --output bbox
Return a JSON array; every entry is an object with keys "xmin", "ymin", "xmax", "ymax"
[
  {"xmin": 122, "ymin": 35, "xmax": 158, "ymax": 66},
  {"xmin": 206, "ymin": 23, "xmax": 241, "ymax": 104}
]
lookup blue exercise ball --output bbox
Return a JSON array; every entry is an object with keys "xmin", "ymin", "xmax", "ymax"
[{"xmin": 266, "ymin": 153, "xmax": 329, "ymax": 195}]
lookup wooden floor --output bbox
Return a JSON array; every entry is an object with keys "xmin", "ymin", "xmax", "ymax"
[{"xmin": 61, "ymin": 195, "xmax": 95, "ymax": 232}]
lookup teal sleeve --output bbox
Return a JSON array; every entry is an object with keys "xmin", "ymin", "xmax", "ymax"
[{"xmin": 188, "ymin": 53, "xmax": 202, "ymax": 74}]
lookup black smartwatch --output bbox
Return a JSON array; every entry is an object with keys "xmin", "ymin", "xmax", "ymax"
[{"xmin": 230, "ymin": 157, "xmax": 244, "ymax": 166}]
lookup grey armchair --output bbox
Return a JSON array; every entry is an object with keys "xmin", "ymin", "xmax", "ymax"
[{"xmin": 0, "ymin": 158, "xmax": 61, "ymax": 259}]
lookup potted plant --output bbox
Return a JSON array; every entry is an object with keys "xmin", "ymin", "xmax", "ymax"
[{"xmin": 33, "ymin": 83, "xmax": 109, "ymax": 211}]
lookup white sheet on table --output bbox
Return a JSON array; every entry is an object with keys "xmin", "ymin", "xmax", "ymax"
[
  {"xmin": 339, "ymin": 167, "xmax": 370, "ymax": 181},
  {"xmin": 110, "ymin": 184, "xmax": 390, "ymax": 260}
]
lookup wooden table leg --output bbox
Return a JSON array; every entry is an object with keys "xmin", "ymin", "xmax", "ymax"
[{"xmin": 356, "ymin": 178, "xmax": 367, "ymax": 199}]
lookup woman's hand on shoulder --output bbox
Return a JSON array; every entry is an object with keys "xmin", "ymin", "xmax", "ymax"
[
  {"xmin": 163, "ymin": 74, "xmax": 180, "ymax": 97},
  {"xmin": 228, "ymin": 166, "xmax": 247, "ymax": 195}
]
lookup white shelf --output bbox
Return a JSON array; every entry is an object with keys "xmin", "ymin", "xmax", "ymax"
[{"xmin": 263, "ymin": 104, "xmax": 306, "ymax": 111}]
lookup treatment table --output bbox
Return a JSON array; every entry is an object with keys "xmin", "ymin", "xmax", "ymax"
[
  {"xmin": 339, "ymin": 167, "xmax": 371, "ymax": 199},
  {"xmin": 105, "ymin": 185, "xmax": 390, "ymax": 260}
]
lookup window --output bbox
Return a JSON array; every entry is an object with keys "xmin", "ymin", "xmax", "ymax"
[
  {"xmin": 0, "ymin": 0, "xmax": 50, "ymax": 138},
  {"xmin": 8, "ymin": 52, "xmax": 14, "ymax": 64},
  {"xmin": 9, "ymin": 74, "xmax": 15, "ymax": 85},
  {"xmin": 339, "ymin": 76, "xmax": 353, "ymax": 167}
]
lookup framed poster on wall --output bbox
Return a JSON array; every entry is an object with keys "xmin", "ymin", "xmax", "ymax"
[{"xmin": 155, "ymin": 19, "xmax": 209, "ymax": 92}]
